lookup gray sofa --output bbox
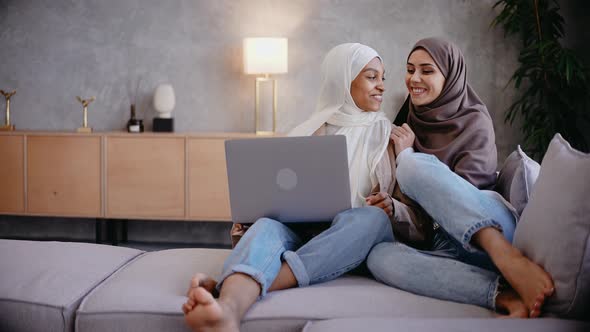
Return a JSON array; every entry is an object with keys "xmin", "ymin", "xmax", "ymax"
[
  {"xmin": 2, "ymin": 134, "xmax": 589, "ymax": 331},
  {"xmin": 1, "ymin": 239, "xmax": 588, "ymax": 332}
]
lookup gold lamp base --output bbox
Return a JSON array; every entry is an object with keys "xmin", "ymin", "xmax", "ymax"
[
  {"xmin": 256, "ymin": 130, "xmax": 274, "ymax": 136},
  {"xmin": 254, "ymin": 76, "xmax": 277, "ymax": 135},
  {"xmin": 77, "ymin": 127, "xmax": 92, "ymax": 133},
  {"xmin": 0, "ymin": 124, "xmax": 15, "ymax": 131}
]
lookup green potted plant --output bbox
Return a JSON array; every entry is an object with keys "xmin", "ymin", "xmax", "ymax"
[{"xmin": 492, "ymin": 0, "xmax": 590, "ymax": 160}]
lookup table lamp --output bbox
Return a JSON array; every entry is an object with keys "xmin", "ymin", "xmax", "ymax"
[
  {"xmin": 153, "ymin": 84, "xmax": 175, "ymax": 132},
  {"xmin": 243, "ymin": 37, "xmax": 288, "ymax": 135}
]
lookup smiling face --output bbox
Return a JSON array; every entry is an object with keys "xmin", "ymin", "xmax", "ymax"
[
  {"xmin": 405, "ymin": 48, "xmax": 446, "ymax": 106},
  {"xmin": 350, "ymin": 57, "xmax": 386, "ymax": 112}
]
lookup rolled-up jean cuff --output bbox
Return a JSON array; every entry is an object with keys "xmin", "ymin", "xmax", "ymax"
[
  {"xmin": 488, "ymin": 275, "xmax": 501, "ymax": 311},
  {"xmin": 216, "ymin": 264, "xmax": 268, "ymax": 298},
  {"xmin": 283, "ymin": 250, "xmax": 310, "ymax": 287},
  {"xmin": 461, "ymin": 219, "xmax": 502, "ymax": 252}
]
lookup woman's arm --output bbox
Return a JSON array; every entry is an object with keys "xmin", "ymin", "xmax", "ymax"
[{"xmin": 390, "ymin": 124, "xmax": 416, "ymax": 157}]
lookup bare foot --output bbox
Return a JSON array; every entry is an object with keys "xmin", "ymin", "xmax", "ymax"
[
  {"xmin": 184, "ymin": 287, "xmax": 240, "ymax": 332},
  {"xmin": 182, "ymin": 273, "xmax": 219, "ymax": 314},
  {"xmin": 495, "ymin": 288, "xmax": 528, "ymax": 318},
  {"xmin": 495, "ymin": 247, "xmax": 554, "ymax": 317}
]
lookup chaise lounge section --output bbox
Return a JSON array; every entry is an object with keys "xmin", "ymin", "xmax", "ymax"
[
  {"xmin": 0, "ymin": 240, "xmax": 142, "ymax": 332},
  {"xmin": 1, "ymin": 239, "xmax": 589, "ymax": 332}
]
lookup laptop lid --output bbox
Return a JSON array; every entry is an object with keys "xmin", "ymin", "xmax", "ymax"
[{"xmin": 225, "ymin": 135, "xmax": 351, "ymax": 223}]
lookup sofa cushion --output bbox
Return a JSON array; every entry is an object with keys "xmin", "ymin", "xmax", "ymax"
[
  {"xmin": 302, "ymin": 317, "xmax": 590, "ymax": 332},
  {"xmin": 0, "ymin": 239, "xmax": 143, "ymax": 332},
  {"xmin": 513, "ymin": 134, "xmax": 590, "ymax": 319},
  {"xmin": 75, "ymin": 248, "xmax": 231, "ymax": 332},
  {"xmin": 76, "ymin": 247, "xmax": 493, "ymax": 332},
  {"xmin": 242, "ymin": 276, "xmax": 493, "ymax": 331},
  {"xmin": 495, "ymin": 145, "xmax": 540, "ymax": 215}
]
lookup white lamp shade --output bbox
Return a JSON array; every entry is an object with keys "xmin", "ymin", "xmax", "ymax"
[
  {"xmin": 243, "ymin": 37, "xmax": 288, "ymax": 74},
  {"xmin": 153, "ymin": 84, "xmax": 175, "ymax": 117}
]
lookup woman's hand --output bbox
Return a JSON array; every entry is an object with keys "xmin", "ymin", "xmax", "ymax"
[
  {"xmin": 366, "ymin": 192, "xmax": 394, "ymax": 216},
  {"xmin": 390, "ymin": 123, "xmax": 415, "ymax": 157}
]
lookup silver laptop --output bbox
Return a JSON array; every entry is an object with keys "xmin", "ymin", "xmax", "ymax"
[{"xmin": 225, "ymin": 135, "xmax": 351, "ymax": 224}]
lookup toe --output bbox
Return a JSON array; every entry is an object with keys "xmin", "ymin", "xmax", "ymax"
[
  {"xmin": 193, "ymin": 287, "xmax": 215, "ymax": 305},
  {"xmin": 190, "ymin": 277, "xmax": 199, "ymax": 288},
  {"xmin": 188, "ymin": 273, "xmax": 217, "ymax": 296},
  {"xmin": 187, "ymin": 288, "xmax": 198, "ymax": 300}
]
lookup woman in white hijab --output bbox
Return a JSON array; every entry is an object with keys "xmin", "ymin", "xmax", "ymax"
[
  {"xmin": 182, "ymin": 43, "xmax": 422, "ymax": 332},
  {"xmin": 289, "ymin": 43, "xmax": 391, "ymax": 208}
]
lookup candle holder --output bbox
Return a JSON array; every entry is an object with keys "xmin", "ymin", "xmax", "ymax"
[
  {"xmin": 0, "ymin": 89, "xmax": 16, "ymax": 131},
  {"xmin": 76, "ymin": 96, "xmax": 95, "ymax": 133}
]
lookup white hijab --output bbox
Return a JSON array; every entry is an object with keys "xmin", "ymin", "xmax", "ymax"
[{"xmin": 289, "ymin": 43, "xmax": 391, "ymax": 208}]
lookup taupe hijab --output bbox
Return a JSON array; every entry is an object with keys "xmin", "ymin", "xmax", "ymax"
[{"xmin": 405, "ymin": 37, "xmax": 497, "ymax": 189}]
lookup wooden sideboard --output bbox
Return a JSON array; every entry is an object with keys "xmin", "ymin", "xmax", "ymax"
[{"xmin": 0, "ymin": 131, "xmax": 262, "ymax": 221}]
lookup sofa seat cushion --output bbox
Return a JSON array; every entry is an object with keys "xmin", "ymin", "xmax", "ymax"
[
  {"xmin": 76, "ymin": 247, "xmax": 493, "ymax": 332},
  {"xmin": 302, "ymin": 317, "xmax": 590, "ymax": 332},
  {"xmin": 242, "ymin": 276, "xmax": 494, "ymax": 331},
  {"xmin": 75, "ymin": 248, "xmax": 231, "ymax": 332},
  {"xmin": 0, "ymin": 239, "xmax": 143, "ymax": 332}
]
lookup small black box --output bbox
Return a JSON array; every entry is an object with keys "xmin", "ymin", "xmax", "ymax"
[{"xmin": 153, "ymin": 118, "xmax": 174, "ymax": 132}]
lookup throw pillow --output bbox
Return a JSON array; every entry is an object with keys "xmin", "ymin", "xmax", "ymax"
[
  {"xmin": 496, "ymin": 145, "xmax": 540, "ymax": 215},
  {"xmin": 513, "ymin": 134, "xmax": 590, "ymax": 319}
]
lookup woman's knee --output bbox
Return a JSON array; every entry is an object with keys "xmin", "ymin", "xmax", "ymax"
[
  {"xmin": 396, "ymin": 153, "xmax": 447, "ymax": 193},
  {"xmin": 236, "ymin": 217, "xmax": 300, "ymax": 252},
  {"xmin": 335, "ymin": 206, "xmax": 392, "ymax": 236},
  {"xmin": 397, "ymin": 153, "xmax": 430, "ymax": 186},
  {"xmin": 247, "ymin": 217, "xmax": 289, "ymax": 238}
]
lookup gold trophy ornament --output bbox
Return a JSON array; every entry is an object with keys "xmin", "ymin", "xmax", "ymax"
[
  {"xmin": 0, "ymin": 89, "xmax": 16, "ymax": 131},
  {"xmin": 76, "ymin": 96, "xmax": 95, "ymax": 133}
]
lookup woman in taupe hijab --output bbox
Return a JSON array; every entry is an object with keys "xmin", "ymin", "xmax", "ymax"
[{"xmin": 367, "ymin": 37, "xmax": 554, "ymax": 318}]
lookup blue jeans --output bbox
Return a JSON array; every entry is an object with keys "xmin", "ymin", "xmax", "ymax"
[
  {"xmin": 367, "ymin": 152, "xmax": 516, "ymax": 310},
  {"xmin": 216, "ymin": 206, "xmax": 393, "ymax": 297}
]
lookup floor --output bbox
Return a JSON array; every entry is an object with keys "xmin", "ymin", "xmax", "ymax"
[{"xmin": 0, "ymin": 215, "xmax": 233, "ymax": 250}]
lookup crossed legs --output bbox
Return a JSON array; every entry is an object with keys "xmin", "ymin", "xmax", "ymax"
[
  {"xmin": 183, "ymin": 207, "xmax": 393, "ymax": 331},
  {"xmin": 383, "ymin": 151, "xmax": 554, "ymax": 317}
]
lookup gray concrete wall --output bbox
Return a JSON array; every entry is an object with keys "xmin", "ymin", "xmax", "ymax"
[
  {"xmin": 0, "ymin": 0, "xmax": 522, "ymax": 156},
  {"xmin": 0, "ymin": 0, "xmax": 529, "ymax": 244}
]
